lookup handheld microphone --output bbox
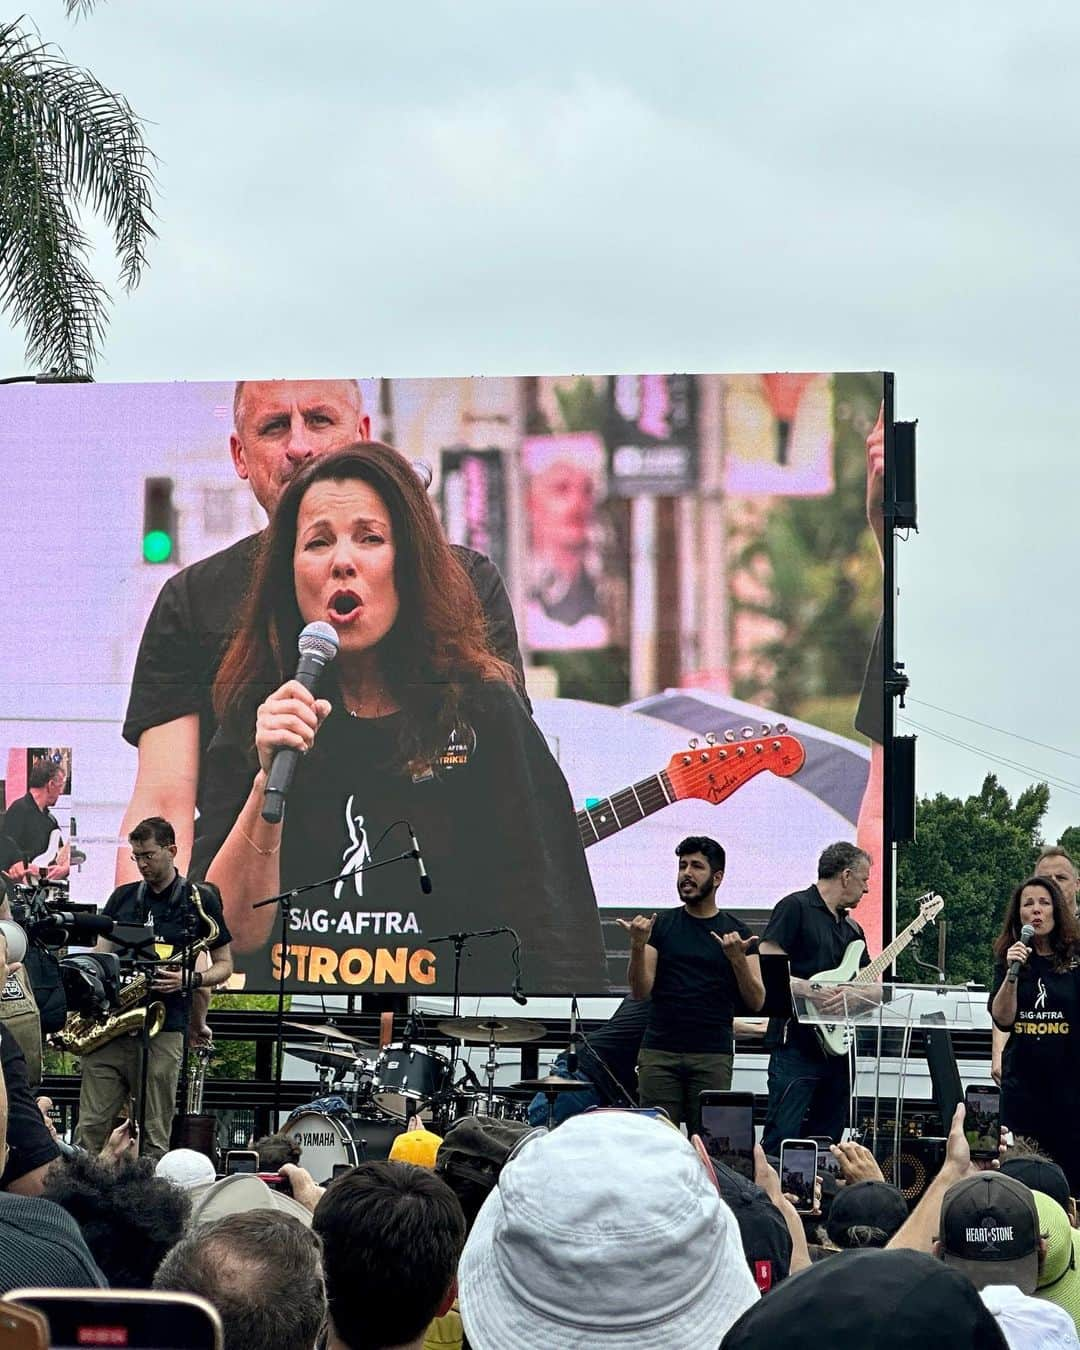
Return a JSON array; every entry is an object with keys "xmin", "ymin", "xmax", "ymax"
[
  {"xmin": 261, "ymin": 622, "xmax": 340, "ymax": 824},
  {"xmin": 1007, "ymin": 923, "xmax": 1036, "ymax": 983},
  {"xmin": 407, "ymin": 824, "xmax": 432, "ymax": 894},
  {"xmin": 566, "ymin": 996, "xmax": 579, "ymax": 1074}
]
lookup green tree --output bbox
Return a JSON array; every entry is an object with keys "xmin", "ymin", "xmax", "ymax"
[
  {"xmin": 895, "ymin": 774, "xmax": 1051, "ymax": 986},
  {"xmin": 1055, "ymin": 825, "xmax": 1080, "ymax": 863},
  {"xmin": 0, "ymin": 14, "xmax": 155, "ymax": 374},
  {"xmin": 731, "ymin": 372, "xmax": 882, "ymax": 719}
]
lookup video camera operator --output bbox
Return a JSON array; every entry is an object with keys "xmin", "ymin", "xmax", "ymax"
[
  {"xmin": 0, "ymin": 924, "xmax": 62, "ymax": 1195},
  {"xmin": 0, "ymin": 864, "xmax": 116, "ymax": 1090}
]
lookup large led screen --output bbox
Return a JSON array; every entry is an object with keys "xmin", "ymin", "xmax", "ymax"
[{"xmin": 0, "ymin": 373, "xmax": 887, "ymax": 995}]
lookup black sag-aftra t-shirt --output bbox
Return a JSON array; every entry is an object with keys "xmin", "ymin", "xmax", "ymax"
[
  {"xmin": 641, "ymin": 907, "xmax": 754, "ymax": 1055},
  {"xmin": 990, "ymin": 954, "xmax": 1080, "ymax": 1116},
  {"xmin": 190, "ymin": 681, "xmax": 607, "ymax": 996}
]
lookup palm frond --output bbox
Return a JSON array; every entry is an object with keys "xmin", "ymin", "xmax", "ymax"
[{"xmin": 0, "ymin": 17, "xmax": 156, "ymax": 373}]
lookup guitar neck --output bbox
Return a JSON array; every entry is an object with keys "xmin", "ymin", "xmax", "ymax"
[
  {"xmin": 857, "ymin": 915, "xmax": 931, "ymax": 984},
  {"xmin": 577, "ymin": 772, "xmax": 674, "ymax": 849}
]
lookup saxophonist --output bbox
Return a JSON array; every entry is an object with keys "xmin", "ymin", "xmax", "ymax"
[{"xmin": 75, "ymin": 817, "xmax": 233, "ymax": 1159}]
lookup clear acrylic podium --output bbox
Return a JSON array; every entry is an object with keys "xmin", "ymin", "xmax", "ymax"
[{"xmin": 795, "ymin": 982, "xmax": 978, "ymax": 1180}]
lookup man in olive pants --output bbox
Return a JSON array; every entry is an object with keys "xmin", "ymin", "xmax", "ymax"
[{"xmin": 617, "ymin": 836, "xmax": 764, "ymax": 1137}]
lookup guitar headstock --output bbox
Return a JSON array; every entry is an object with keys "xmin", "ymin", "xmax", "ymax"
[
  {"xmin": 916, "ymin": 893, "xmax": 945, "ymax": 924},
  {"xmin": 664, "ymin": 725, "xmax": 806, "ymax": 807}
]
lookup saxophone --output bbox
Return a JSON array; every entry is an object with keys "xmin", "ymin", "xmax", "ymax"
[{"xmin": 56, "ymin": 885, "xmax": 220, "ymax": 1055}]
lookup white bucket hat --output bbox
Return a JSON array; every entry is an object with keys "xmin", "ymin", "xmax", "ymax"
[{"xmin": 458, "ymin": 1110, "xmax": 758, "ymax": 1349}]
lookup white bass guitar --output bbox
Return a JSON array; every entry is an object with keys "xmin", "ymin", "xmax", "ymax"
[{"xmin": 809, "ymin": 892, "xmax": 945, "ymax": 1056}]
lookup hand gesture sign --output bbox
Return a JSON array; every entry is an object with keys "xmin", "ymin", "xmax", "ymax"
[
  {"xmin": 616, "ymin": 914, "xmax": 656, "ymax": 950},
  {"xmin": 713, "ymin": 931, "xmax": 754, "ymax": 963}
]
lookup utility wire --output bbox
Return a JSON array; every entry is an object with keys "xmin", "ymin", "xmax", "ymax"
[
  {"xmin": 899, "ymin": 716, "xmax": 1080, "ymax": 799},
  {"xmin": 906, "ymin": 697, "xmax": 1080, "ymax": 762}
]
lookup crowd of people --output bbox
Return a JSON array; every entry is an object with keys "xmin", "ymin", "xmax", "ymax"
[{"xmin": 4, "ymin": 999, "xmax": 1080, "ymax": 1350}]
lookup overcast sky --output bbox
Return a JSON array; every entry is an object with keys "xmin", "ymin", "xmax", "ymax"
[{"xmin": 6, "ymin": 1, "xmax": 1079, "ymax": 843}]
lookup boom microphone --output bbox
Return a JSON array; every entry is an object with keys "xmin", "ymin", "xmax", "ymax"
[
  {"xmin": 262, "ymin": 621, "xmax": 340, "ymax": 825},
  {"xmin": 566, "ymin": 996, "xmax": 579, "ymax": 1074},
  {"xmin": 407, "ymin": 824, "xmax": 433, "ymax": 894},
  {"xmin": 1007, "ymin": 923, "xmax": 1036, "ymax": 983}
]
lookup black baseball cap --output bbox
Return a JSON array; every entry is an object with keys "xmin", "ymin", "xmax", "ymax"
[
  {"xmin": 999, "ymin": 1157, "xmax": 1072, "ymax": 1213},
  {"xmin": 712, "ymin": 1158, "xmax": 793, "ymax": 1291},
  {"xmin": 720, "ymin": 1249, "xmax": 1007, "ymax": 1349},
  {"xmin": 826, "ymin": 1180, "xmax": 909, "ymax": 1248},
  {"xmin": 939, "ymin": 1173, "xmax": 1041, "ymax": 1295}
]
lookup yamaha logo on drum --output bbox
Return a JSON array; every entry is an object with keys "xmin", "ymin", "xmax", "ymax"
[{"xmin": 296, "ymin": 1131, "xmax": 339, "ymax": 1147}]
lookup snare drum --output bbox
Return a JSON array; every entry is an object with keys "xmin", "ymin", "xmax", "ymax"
[
  {"xmin": 284, "ymin": 1109, "xmax": 403, "ymax": 1184},
  {"xmin": 374, "ymin": 1044, "xmax": 450, "ymax": 1119},
  {"xmin": 451, "ymin": 1092, "xmax": 525, "ymax": 1123}
]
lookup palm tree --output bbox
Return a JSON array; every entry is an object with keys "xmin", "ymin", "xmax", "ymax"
[{"xmin": 0, "ymin": 14, "xmax": 155, "ymax": 375}]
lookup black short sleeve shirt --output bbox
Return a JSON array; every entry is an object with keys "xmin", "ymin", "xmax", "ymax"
[
  {"xmin": 641, "ymin": 907, "xmax": 754, "ymax": 1055},
  {"xmin": 989, "ymin": 955, "xmax": 1080, "ymax": 1113},
  {"xmin": 761, "ymin": 885, "xmax": 871, "ymax": 1053},
  {"xmin": 0, "ymin": 1023, "xmax": 61, "ymax": 1187},
  {"xmin": 103, "ymin": 876, "xmax": 231, "ymax": 1033},
  {"xmin": 2, "ymin": 794, "xmax": 60, "ymax": 865}
]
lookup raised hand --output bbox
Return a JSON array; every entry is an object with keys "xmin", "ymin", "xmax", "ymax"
[
  {"xmin": 714, "ymin": 931, "xmax": 754, "ymax": 963},
  {"xmin": 831, "ymin": 1140, "xmax": 884, "ymax": 1184},
  {"xmin": 616, "ymin": 914, "xmax": 656, "ymax": 949}
]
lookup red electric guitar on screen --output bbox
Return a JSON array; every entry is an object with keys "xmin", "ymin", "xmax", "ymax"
[{"xmin": 576, "ymin": 727, "xmax": 806, "ymax": 850}]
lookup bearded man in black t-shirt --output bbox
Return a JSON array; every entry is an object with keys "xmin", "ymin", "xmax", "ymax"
[{"xmin": 617, "ymin": 836, "xmax": 765, "ymax": 1137}]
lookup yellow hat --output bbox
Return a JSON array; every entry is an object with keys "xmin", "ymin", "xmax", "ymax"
[
  {"xmin": 389, "ymin": 1128, "xmax": 444, "ymax": 1169},
  {"xmin": 1033, "ymin": 1190, "xmax": 1080, "ymax": 1330}
]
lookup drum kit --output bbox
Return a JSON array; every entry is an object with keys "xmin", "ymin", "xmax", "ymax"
[{"xmin": 281, "ymin": 1014, "xmax": 587, "ymax": 1181}]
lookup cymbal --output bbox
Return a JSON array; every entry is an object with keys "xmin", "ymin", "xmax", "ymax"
[
  {"xmin": 285, "ymin": 1045, "xmax": 363, "ymax": 1071},
  {"xmin": 508, "ymin": 1075, "xmax": 586, "ymax": 1093},
  {"xmin": 282, "ymin": 1021, "xmax": 376, "ymax": 1050},
  {"xmin": 437, "ymin": 1016, "xmax": 546, "ymax": 1044}
]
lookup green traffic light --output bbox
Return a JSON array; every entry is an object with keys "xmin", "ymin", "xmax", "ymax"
[{"xmin": 142, "ymin": 529, "xmax": 173, "ymax": 563}]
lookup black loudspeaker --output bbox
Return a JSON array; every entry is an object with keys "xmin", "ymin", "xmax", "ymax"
[
  {"xmin": 922, "ymin": 1023, "xmax": 964, "ymax": 1135},
  {"xmin": 876, "ymin": 1135, "xmax": 947, "ymax": 1207},
  {"xmin": 892, "ymin": 420, "xmax": 917, "ymax": 529},
  {"xmin": 891, "ymin": 735, "xmax": 917, "ymax": 842}
]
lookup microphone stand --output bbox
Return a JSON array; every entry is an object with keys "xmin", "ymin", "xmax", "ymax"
[
  {"xmin": 425, "ymin": 926, "xmax": 519, "ymax": 1113},
  {"xmin": 252, "ymin": 850, "xmax": 419, "ymax": 1126}
]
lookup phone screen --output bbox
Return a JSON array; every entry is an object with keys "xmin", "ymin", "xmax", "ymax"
[
  {"xmin": 964, "ymin": 1085, "xmax": 1001, "ymax": 1159},
  {"xmin": 224, "ymin": 1151, "xmax": 259, "ymax": 1175},
  {"xmin": 331, "ymin": 1163, "xmax": 353, "ymax": 1180},
  {"xmin": 780, "ymin": 1140, "xmax": 818, "ymax": 1212},
  {"xmin": 809, "ymin": 1135, "xmax": 840, "ymax": 1179},
  {"xmin": 699, "ymin": 1092, "xmax": 755, "ymax": 1181},
  {"xmin": 7, "ymin": 1292, "xmax": 222, "ymax": 1350}
]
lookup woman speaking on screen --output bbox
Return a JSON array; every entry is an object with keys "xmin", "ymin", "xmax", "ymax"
[
  {"xmin": 191, "ymin": 444, "xmax": 608, "ymax": 995},
  {"xmin": 990, "ymin": 874, "xmax": 1080, "ymax": 1191}
]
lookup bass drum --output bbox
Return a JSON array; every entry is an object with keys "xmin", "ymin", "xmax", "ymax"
[{"xmin": 285, "ymin": 1109, "xmax": 404, "ymax": 1184}]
